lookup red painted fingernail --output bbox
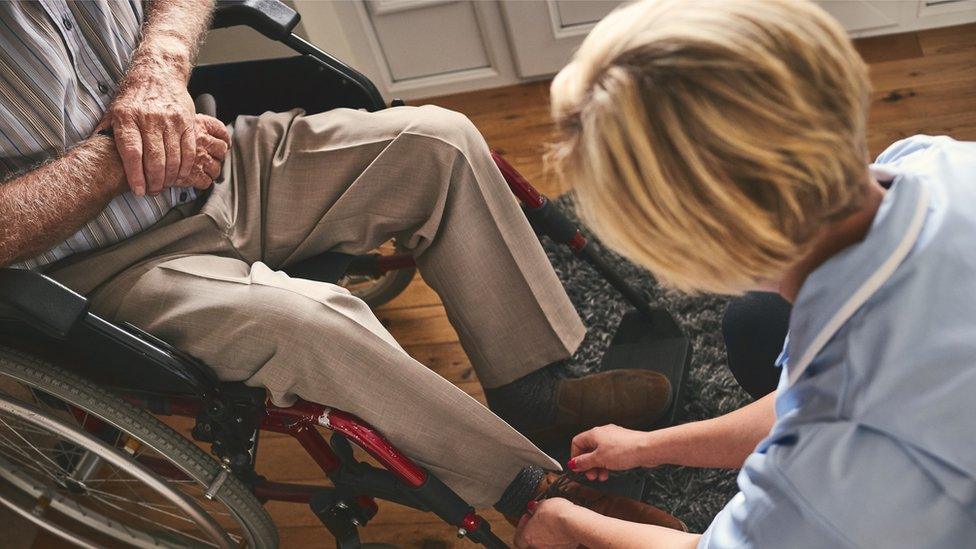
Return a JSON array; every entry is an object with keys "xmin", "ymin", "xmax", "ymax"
[
  {"xmin": 567, "ymin": 458, "xmax": 577, "ymax": 471},
  {"xmin": 526, "ymin": 500, "xmax": 538, "ymax": 513}
]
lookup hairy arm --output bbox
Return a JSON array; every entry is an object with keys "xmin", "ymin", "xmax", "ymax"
[
  {"xmin": 0, "ymin": 136, "xmax": 126, "ymax": 267},
  {"xmin": 0, "ymin": 114, "xmax": 229, "ymax": 268},
  {"xmin": 109, "ymin": 0, "xmax": 216, "ymax": 195},
  {"xmin": 135, "ymin": 0, "xmax": 215, "ymax": 81}
]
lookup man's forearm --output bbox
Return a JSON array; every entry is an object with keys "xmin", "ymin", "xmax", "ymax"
[
  {"xmin": 564, "ymin": 506, "xmax": 701, "ymax": 549},
  {"xmin": 128, "ymin": 0, "xmax": 215, "ymax": 84},
  {"xmin": 0, "ymin": 136, "xmax": 126, "ymax": 266},
  {"xmin": 642, "ymin": 392, "xmax": 776, "ymax": 469}
]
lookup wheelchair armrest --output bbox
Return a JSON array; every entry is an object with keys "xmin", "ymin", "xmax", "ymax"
[
  {"xmin": 212, "ymin": 0, "xmax": 300, "ymax": 41},
  {"xmin": 0, "ymin": 268, "xmax": 88, "ymax": 338}
]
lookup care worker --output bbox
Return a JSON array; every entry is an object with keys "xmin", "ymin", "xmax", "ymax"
[{"xmin": 514, "ymin": 0, "xmax": 976, "ymax": 547}]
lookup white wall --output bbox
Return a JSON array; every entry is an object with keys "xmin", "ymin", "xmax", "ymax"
[{"xmin": 198, "ymin": 0, "xmax": 358, "ymax": 66}]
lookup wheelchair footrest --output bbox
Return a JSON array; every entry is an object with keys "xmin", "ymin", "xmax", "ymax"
[{"xmin": 602, "ymin": 308, "xmax": 691, "ymax": 429}]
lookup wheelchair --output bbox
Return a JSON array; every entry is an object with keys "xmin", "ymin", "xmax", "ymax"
[{"xmin": 0, "ymin": 1, "xmax": 692, "ymax": 547}]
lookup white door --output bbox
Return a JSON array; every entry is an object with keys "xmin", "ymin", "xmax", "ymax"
[{"xmin": 499, "ymin": 0, "xmax": 623, "ymax": 79}]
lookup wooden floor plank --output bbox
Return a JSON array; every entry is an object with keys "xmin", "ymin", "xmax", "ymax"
[
  {"xmin": 916, "ymin": 23, "xmax": 976, "ymax": 56},
  {"xmin": 855, "ymin": 31, "xmax": 924, "ymax": 63}
]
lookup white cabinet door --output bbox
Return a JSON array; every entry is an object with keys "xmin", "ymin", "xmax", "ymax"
[
  {"xmin": 814, "ymin": 0, "xmax": 902, "ymax": 35},
  {"xmin": 499, "ymin": 0, "xmax": 624, "ymax": 78},
  {"xmin": 329, "ymin": 0, "xmax": 521, "ymax": 100}
]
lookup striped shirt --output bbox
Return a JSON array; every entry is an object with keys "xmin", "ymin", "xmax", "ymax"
[{"xmin": 1, "ymin": 0, "xmax": 195, "ymax": 270}]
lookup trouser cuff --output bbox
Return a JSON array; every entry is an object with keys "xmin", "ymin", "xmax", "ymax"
[{"xmin": 493, "ymin": 465, "xmax": 546, "ymax": 518}]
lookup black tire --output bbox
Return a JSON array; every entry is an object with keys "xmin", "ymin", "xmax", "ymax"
[
  {"xmin": 0, "ymin": 345, "xmax": 279, "ymax": 548},
  {"xmin": 350, "ymin": 265, "xmax": 417, "ymax": 308}
]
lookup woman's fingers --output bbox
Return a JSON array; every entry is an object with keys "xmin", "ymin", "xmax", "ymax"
[
  {"xmin": 570, "ymin": 429, "xmax": 596, "ymax": 458},
  {"xmin": 568, "ymin": 450, "xmax": 598, "ymax": 472}
]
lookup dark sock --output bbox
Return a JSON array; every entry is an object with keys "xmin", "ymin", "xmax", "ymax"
[
  {"xmin": 493, "ymin": 466, "xmax": 546, "ymax": 518},
  {"xmin": 484, "ymin": 364, "xmax": 560, "ymax": 433}
]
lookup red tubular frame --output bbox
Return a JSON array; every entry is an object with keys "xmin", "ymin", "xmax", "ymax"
[
  {"xmin": 492, "ymin": 151, "xmax": 588, "ymax": 252},
  {"xmin": 124, "ymin": 395, "xmax": 428, "ymax": 502}
]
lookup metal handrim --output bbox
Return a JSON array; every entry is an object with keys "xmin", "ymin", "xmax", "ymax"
[{"xmin": 0, "ymin": 393, "xmax": 234, "ymax": 548}]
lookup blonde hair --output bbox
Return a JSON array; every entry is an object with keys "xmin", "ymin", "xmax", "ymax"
[{"xmin": 550, "ymin": 0, "xmax": 871, "ymax": 294}]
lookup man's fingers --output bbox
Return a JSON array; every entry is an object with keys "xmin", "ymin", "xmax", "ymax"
[
  {"xmin": 202, "ymin": 133, "xmax": 229, "ymax": 160},
  {"xmin": 142, "ymin": 121, "xmax": 166, "ymax": 195},
  {"xmin": 113, "ymin": 118, "xmax": 145, "ymax": 197},
  {"xmin": 162, "ymin": 122, "xmax": 181, "ymax": 189},
  {"xmin": 189, "ymin": 164, "xmax": 215, "ymax": 190},
  {"xmin": 177, "ymin": 125, "xmax": 195, "ymax": 183},
  {"xmin": 199, "ymin": 115, "xmax": 230, "ymax": 145},
  {"xmin": 202, "ymin": 155, "xmax": 222, "ymax": 179}
]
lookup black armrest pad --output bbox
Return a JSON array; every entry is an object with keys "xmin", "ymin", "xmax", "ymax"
[
  {"xmin": 212, "ymin": 0, "xmax": 300, "ymax": 41},
  {"xmin": 0, "ymin": 269, "xmax": 88, "ymax": 338}
]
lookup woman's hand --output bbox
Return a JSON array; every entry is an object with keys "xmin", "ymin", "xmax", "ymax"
[
  {"xmin": 568, "ymin": 424, "xmax": 657, "ymax": 481},
  {"xmin": 178, "ymin": 114, "xmax": 230, "ymax": 190},
  {"xmin": 514, "ymin": 498, "xmax": 580, "ymax": 549}
]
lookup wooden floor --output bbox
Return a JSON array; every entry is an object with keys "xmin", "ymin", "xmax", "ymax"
[{"xmin": 29, "ymin": 22, "xmax": 976, "ymax": 549}]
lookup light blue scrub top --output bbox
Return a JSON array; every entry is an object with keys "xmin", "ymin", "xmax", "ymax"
[{"xmin": 700, "ymin": 135, "xmax": 976, "ymax": 548}]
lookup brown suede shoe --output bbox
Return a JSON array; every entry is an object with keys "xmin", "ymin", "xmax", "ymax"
[
  {"xmin": 525, "ymin": 370, "xmax": 672, "ymax": 445},
  {"xmin": 504, "ymin": 472, "xmax": 687, "ymax": 531}
]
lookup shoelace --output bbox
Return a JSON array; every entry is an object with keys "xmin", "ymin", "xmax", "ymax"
[{"xmin": 536, "ymin": 471, "xmax": 604, "ymax": 508}]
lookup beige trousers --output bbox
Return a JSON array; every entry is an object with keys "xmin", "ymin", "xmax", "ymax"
[{"xmin": 49, "ymin": 106, "xmax": 585, "ymax": 507}]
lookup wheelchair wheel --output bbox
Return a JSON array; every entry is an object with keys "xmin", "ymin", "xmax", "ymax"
[
  {"xmin": 341, "ymin": 240, "xmax": 416, "ymax": 308},
  {"xmin": 343, "ymin": 267, "xmax": 416, "ymax": 308},
  {"xmin": 0, "ymin": 346, "xmax": 278, "ymax": 548}
]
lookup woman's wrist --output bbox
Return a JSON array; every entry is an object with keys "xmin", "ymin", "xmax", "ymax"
[
  {"xmin": 636, "ymin": 428, "xmax": 675, "ymax": 467},
  {"xmin": 557, "ymin": 502, "xmax": 599, "ymax": 540}
]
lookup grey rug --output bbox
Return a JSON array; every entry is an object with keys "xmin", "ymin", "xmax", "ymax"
[{"xmin": 540, "ymin": 195, "xmax": 750, "ymax": 533}]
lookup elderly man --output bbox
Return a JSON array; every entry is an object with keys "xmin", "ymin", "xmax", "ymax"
[{"xmin": 0, "ymin": 0, "xmax": 680, "ymax": 523}]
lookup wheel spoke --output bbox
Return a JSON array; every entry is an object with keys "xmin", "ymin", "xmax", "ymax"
[
  {"xmin": 0, "ymin": 415, "xmax": 66, "ymax": 473},
  {"xmin": 89, "ymin": 492, "xmax": 217, "ymax": 546},
  {"xmin": 0, "ymin": 429, "xmax": 65, "ymax": 481}
]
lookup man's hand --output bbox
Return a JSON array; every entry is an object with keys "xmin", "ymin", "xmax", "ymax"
[
  {"xmin": 514, "ymin": 498, "xmax": 580, "ymax": 549},
  {"xmin": 180, "ymin": 114, "xmax": 230, "ymax": 190},
  {"xmin": 568, "ymin": 424, "xmax": 656, "ymax": 481},
  {"xmin": 105, "ymin": 0, "xmax": 217, "ymax": 197},
  {"xmin": 108, "ymin": 63, "xmax": 196, "ymax": 197}
]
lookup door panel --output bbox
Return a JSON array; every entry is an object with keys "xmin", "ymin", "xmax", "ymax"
[{"xmin": 499, "ymin": 0, "xmax": 624, "ymax": 78}]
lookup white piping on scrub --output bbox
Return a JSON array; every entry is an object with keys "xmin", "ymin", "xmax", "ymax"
[{"xmin": 786, "ymin": 183, "xmax": 931, "ymax": 386}]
